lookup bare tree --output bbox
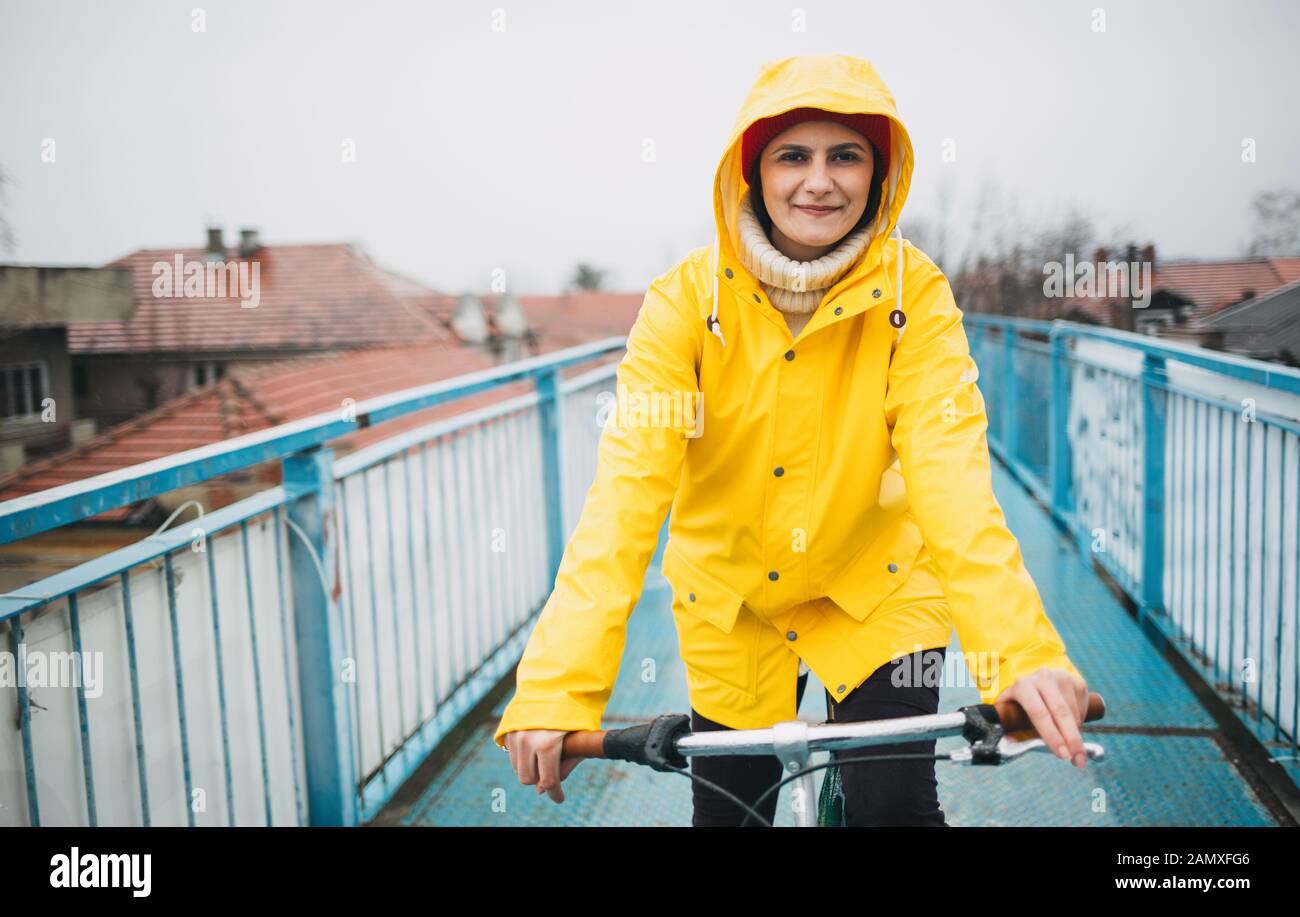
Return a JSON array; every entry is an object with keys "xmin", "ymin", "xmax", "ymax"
[
  {"xmin": 942, "ymin": 177, "xmax": 1126, "ymax": 320},
  {"xmin": 0, "ymin": 165, "xmax": 15, "ymax": 254},
  {"xmin": 568, "ymin": 262, "xmax": 607, "ymax": 292},
  {"xmin": 900, "ymin": 175, "xmax": 957, "ymax": 273},
  {"xmin": 1244, "ymin": 188, "xmax": 1300, "ymax": 257}
]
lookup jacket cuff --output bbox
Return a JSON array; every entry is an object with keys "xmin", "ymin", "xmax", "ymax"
[{"xmin": 492, "ymin": 699, "xmax": 605, "ymax": 749}]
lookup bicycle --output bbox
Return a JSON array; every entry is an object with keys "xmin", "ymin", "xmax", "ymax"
[{"xmin": 559, "ymin": 692, "xmax": 1107, "ymax": 826}]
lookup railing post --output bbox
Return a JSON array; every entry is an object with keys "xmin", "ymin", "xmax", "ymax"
[
  {"xmin": 283, "ymin": 447, "xmax": 357, "ymax": 826},
  {"xmin": 1049, "ymin": 327, "xmax": 1073, "ymax": 520},
  {"xmin": 535, "ymin": 368, "xmax": 566, "ymax": 583},
  {"xmin": 1139, "ymin": 353, "xmax": 1168, "ymax": 621},
  {"xmin": 1001, "ymin": 324, "xmax": 1018, "ymax": 458}
]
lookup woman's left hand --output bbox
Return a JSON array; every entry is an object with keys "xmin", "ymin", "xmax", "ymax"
[{"xmin": 995, "ymin": 668, "xmax": 1091, "ymax": 768}]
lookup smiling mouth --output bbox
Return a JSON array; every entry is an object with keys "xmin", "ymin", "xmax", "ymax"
[{"xmin": 796, "ymin": 205, "xmax": 840, "ymax": 215}]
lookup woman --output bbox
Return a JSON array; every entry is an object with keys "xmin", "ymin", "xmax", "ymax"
[{"xmin": 495, "ymin": 54, "xmax": 1090, "ymax": 826}]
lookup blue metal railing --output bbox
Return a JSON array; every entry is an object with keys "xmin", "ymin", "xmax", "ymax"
[
  {"xmin": 0, "ymin": 338, "xmax": 625, "ymax": 826},
  {"xmin": 967, "ymin": 315, "xmax": 1300, "ymax": 763}
]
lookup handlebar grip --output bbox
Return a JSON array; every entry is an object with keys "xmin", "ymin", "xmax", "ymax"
[
  {"xmin": 561, "ymin": 730, "xmax": 607, "ymax": 760},
  {"xmin": 993, "ymin": 691, "xmax": 1106, "ymax": 733},
  {"xmin": 559, "ymin": 716, "xmax": 690, "ymax": 771}
]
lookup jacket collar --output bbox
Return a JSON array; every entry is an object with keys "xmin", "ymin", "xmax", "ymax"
[{"xmin": 710, "ymin": 225, "xmax": 905, "ymax": 345}]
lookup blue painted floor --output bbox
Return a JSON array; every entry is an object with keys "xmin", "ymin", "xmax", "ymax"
[{"xmin": 384, "ymin": 459, "xmax": 1285, "ymax": 826}]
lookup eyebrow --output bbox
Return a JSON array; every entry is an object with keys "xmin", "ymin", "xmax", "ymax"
[{"xmin": 771, "ymin": 141, "xmax": 868, "ymax": 155}]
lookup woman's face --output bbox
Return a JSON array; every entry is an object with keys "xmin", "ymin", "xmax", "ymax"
[{"xmin": 757, "ymin": 120, "xmax": 875, "ymax": 262}]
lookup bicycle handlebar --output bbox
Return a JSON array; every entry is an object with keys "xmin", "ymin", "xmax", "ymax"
[
  {"xmin": 997, "ymin": 690, "xmax": 1105, "ymax": 733},
  {"xmin": 559, "ymin": 691, "xmax": 1106, "ymax": 763}
]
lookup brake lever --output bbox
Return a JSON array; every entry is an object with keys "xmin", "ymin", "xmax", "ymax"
[
  {"xmin": 949, "ymin": 736, "xmax": 1106, "ymax": 765},
  {"xmin": 952, "ymin": 703, "xmax": 1104, "ymax": 765}
]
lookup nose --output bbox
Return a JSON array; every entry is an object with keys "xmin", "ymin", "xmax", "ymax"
[{"xmin": 802, "ymin": 156, "xmax": 834, "ymax": 195}]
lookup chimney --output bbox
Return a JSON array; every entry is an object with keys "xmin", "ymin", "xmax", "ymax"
[
  {"xmin": 239, "ymin": 228, "xmax": 262, "ymax": 257},
  {"xmin": 206, "ymin": 226, "xmax": 225, "ymax": 261},
  {"xmin": 451, "ymin": 293, "xmax": 490, "ymax": 344},
  {"xmin": 1140, "ymin": 243, "xmax": 1155, "ymax": 270},
  {"xmin": 493, "ymin": 292, "xmax": 530, "ymax": 339}
]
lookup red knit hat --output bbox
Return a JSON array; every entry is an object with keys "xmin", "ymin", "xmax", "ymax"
[{"xmin": 741, "ymin": 107, "xmax": 890, "ymax": 181}]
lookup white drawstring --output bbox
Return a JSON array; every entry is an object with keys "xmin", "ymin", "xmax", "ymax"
[
  {"xmin": 708, "ymin": 235, "xmax": 727, "ymax": 347},
  {"xmin": 893, "ymin": 224, "xmax": 906, "ymax": 344}
]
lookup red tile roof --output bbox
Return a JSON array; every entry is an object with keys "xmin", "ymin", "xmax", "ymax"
[
  {"xmin": 512, "ymin": 291, "xmax": 644, "ymax": 352},
  {"xmin": 68, "ymin": 243, "xmax": 451, "ymax": 354},
  {"xmin": 401, "ymin": 289, "xmax": 643, "ymax": 352},
  {"xmin": 2, "ymin": 277, "xmax": 646, "ymax": 525},
  {"xmin": 520, "ymin": 291, "xmax": 644, "ymax": 341},
  {"xmin": 0, "ymin": 341, "xmax": 532, "ymax": 521},
  {"xmin": 1275, "ymin": 258, "xmax": 1300, "ymax": 285},
  {"xmin": 413, "ymin": 289, "xmax": 643, "ymax": 352},
  {"xmin": 1155, "ymin": 256, "xmax": 1300, "ymax": 317}
]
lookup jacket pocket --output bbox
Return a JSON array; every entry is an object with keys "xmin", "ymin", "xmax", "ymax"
[
  {"xmin": 661, "ymin": 541, "xmax": 757, "ymax": 698},
  {"xmin": 823, "ymin": 512, "xmax": 926, "ymax": 622},
  {"xmin": 660, "ymin": 540, "xmax": 744, "ymax": 634}
]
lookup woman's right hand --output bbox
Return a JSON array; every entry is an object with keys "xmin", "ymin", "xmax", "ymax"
[{"xmin": 504, "ymin": 729, "xmax": 583, "ymax": 804}]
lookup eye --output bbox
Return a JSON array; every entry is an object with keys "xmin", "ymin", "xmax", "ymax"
[{"xmin": 777, "ymin": 150, "xmax": 861, "ymax": 163}]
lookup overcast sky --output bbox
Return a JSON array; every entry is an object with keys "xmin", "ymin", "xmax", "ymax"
[{"xmin": 1, "ymin": 0, "xmax": 1297, "ymax": 296}]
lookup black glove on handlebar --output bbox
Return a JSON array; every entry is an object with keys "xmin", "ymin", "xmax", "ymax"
[{"xmin": 603, "ymin": 714, "xmax": 691, "ymax": 771}]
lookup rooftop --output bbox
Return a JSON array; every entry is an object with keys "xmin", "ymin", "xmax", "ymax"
[{"xmin": 67, "ymin": 242, "xmax": 452, "ymax": 354}]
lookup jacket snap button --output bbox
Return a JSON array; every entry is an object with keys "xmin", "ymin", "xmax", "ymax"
[
  {"xmin": 724, "ymin": 267, "xmax": 734, "ymax": 279},
  {"xmin": 837, "ymin": 684, "xmax": 847, "ymax": 694},
  {"xmin": 689, "ymin": 592, "xmax": 696, "ymax": 601},
  {"xmin": 872, "ymin": 288, "xmax": 882, "ymax": 298},
  {"xmin": 768, "ymin": 571, "xmax": 779, "ymax": 581},
  {"xmin": 888, "ymin": 562, "xmax": 898, "ymax": 573},
  {"xmin": 784, "ymin": 350, "xmax": 795, "ymax": 361},
  {"xmin": 834, "ymin": 306, "xmax": 843, "ymax": 315},
  {"xmin": 786, "ymin": 631, "xmax": 797, "ymax": 641},
  {"xmin": 774, "ymin": 466, "xmax": 784, "ymax": 477}
]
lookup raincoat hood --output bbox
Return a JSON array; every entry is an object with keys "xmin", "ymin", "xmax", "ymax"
[{"xmin": 707, "ymin": 54, "xmax": 915, "ymax": 347}]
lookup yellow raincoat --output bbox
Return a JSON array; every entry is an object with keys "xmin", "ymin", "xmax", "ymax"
[{"xmin": 494, "ymin": 53, "xmax": 1082, "ymax": 746}]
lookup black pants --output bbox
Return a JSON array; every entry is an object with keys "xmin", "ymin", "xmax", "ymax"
[{"xmin": 689, "ymin": 647, "xmax": 948, "ymax": 827}]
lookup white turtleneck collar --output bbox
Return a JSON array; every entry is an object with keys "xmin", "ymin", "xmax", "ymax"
[{"xmin": 736, "ymin": 192, "xmax": 873, "ymax": 317}]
